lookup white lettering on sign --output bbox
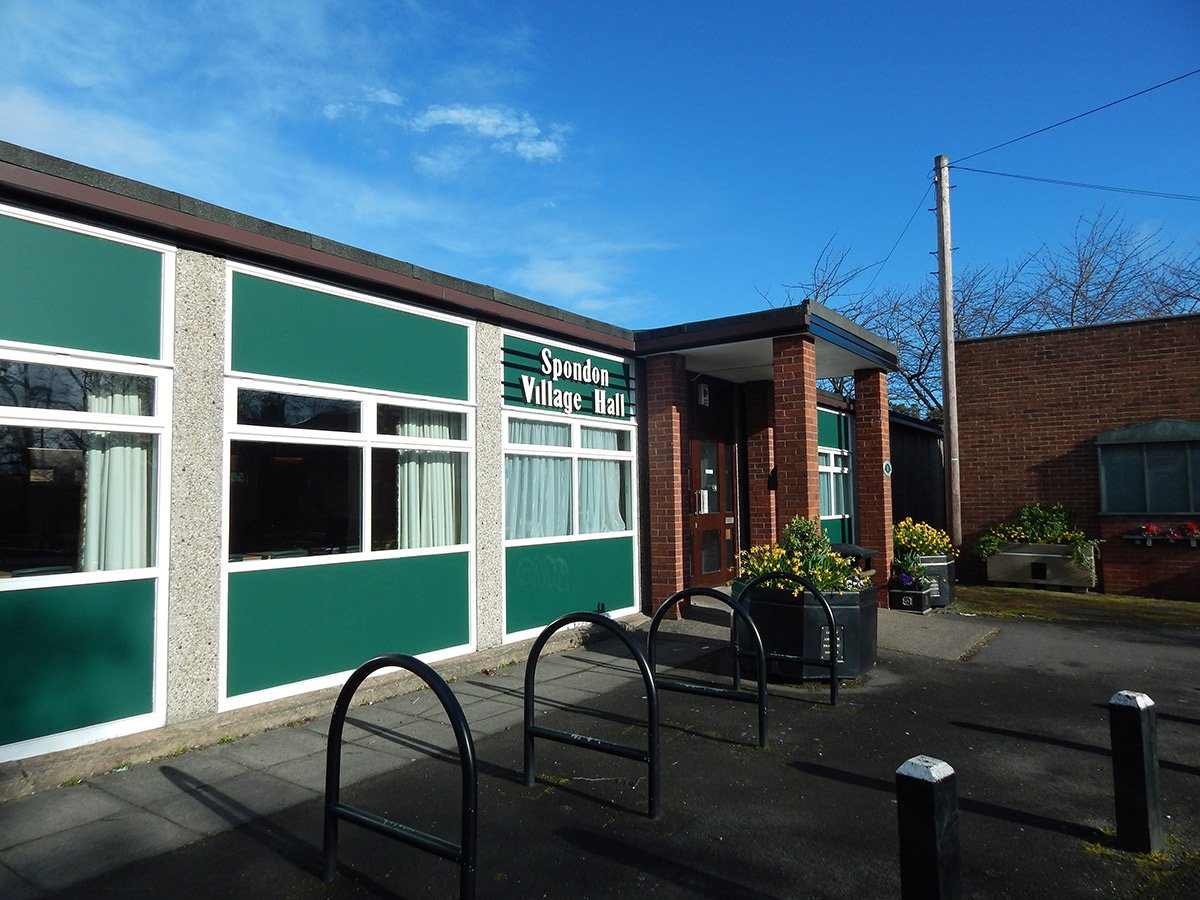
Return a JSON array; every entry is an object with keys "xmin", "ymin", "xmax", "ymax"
[
  {"xmin": 539, "ymin": 347, "xmax": 611, "ymax": 387},
  {"xmin": 521, "ymin": 374, "xmax": 583, "ymax": 414}
]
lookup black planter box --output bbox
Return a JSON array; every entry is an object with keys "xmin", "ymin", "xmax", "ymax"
[
  {"xmin": 731, "ymin": 584, "xmax": 878, "ymax": 681},
  {"xmin": 889, "ymin": 586, "xmax": 933, "ymax": 614}
]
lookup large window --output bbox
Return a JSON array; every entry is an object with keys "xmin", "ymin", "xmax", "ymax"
[
  {"xmin": 504, "ymin": 415, "xmax": 633, "ymax": 540},
  {"xmin": 228, "ymin": 385, "xmax": 469, "ymax": 561},
  {"xmin": 1098, "ymin": 421, "xmax": 1200, "ymax": 515},
  {"xmin": 0, "ymin": 357, "xmax": 161, "ymax": 576}
]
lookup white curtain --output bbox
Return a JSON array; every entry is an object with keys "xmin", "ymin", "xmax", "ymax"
[
  {"xmin": 505, "ymin": 419, "xmax": 572, "ymax": 539},
  {"xmin": 81, "ymin": 375, "xmax": 151, "ymax": 570},
  {"xmin": 396, "ymin": 410, "xmax": 462, "ymax": 549},
  {"xmin": 579, "ymin": 428, "xmax": 627, "ymax": 533}
]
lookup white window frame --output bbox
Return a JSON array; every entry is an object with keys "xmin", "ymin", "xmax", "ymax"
[
  {"xmin": 0, "ymin": 204, "xmax": 175, "ymax": 762},
  {"xmin": 502, "ymin": 408, "xmax": 637, "ymax": 545},
  {"xmin": 224, "ymin": 375, "xmax": 475, "ymax": 568}
]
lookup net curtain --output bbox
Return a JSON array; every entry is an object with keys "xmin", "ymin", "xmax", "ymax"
[
  {"xmin": 80, "ymin": 375, "xmax": 152, "ymax": 570},
  {"xmin": 396, "ymin": 409, "xmax": 462, "ymax": 549}
]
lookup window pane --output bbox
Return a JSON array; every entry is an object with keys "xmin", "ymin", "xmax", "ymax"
[
  {"xmin": 237, "ymin": 390, "xmax": 359, "ymax": 432},
  {"xmin": 372, "ymin": 448, "xmax": 466, "ymax": 549},
  {"xmin": 579, "ymin": 458, "xmax": 630, "ymax": 533},
  {"xmin": 378, "ymin": 406, "xmax": 465, "ymax": 441},
  {"xmin": 581, "ymin": 427, "xmax": 629, "ymax": 451},
  {"xmin": 701, "ymin": 529, "xmax": 720, "ymax": 573},
  {"xmin": 229, "ymin": 441, "xmax": 361, "ymax": 558},
  {"xmin": 0, "ymin": 360, "xmax": 153, "ymax": 415},
  {"xmin": 1146, "ymin": 444, "xmax": 1188, "ymax": 513},
  {"xmin": 819, "ymin": 471, "xmax": 833, "ymax": 516},
  {"xmin": 1100, "ymin": 445, "xmax": 1145, "ymax": 513},
  {"xmin": 0, "ymin": 425, "xmax": 155, "ymax": 575},
  {"xmin": 505, "ymin": 455, "xmax": 571, "ymax": 539},
  {"xmin": 509, "ymin": 419, "xmax": 570, "ymax": 447}
]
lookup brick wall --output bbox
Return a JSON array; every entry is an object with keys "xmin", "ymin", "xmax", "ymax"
[
  {"xmin": 772, "ymin": 335, "xmax": 820, "ymax": 534},
  {"xmin": 644, "ymin": 354, "xmax": 690, "ymax": 611},
  {"xmin": 956, "ymin": 314, "xmax": 1200, "ymax": 599},
  {"xmin": 744, "ymin": 380, "xmax": 776, "ymax": 546},
  {"xmin": 854, "ymin": 368, "xmax": 893, "ymax": 602}
]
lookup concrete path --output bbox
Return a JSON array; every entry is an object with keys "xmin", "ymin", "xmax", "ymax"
[{"xmin": 1, "ymin": 607, "xmax": 1196, "ymax": 898}]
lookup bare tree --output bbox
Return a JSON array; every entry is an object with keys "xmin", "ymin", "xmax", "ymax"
[{"xmin": 787, "ymin": 211, "xmax": 1200, "ymax": 419}]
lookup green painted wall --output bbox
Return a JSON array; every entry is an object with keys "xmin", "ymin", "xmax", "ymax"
[
  {"xmin": 227, "ymin": 553, "xmax": 470, "ymax": 697},
  {"xmin": 505, "ymin": 537, "xmax": 635, "ymax": 634},
  {"xmin": 231, "ymin": 273, "xmax": 469, "ymax": 400},
  {"xmin": 0, "ymin": 579, "xmax": 155, "ymax": 746},
  {"xmin": 817, "ymin": 408, "xmax": 850, "ymax": 450},
  {"xmin": 822, "ymin": 518, "xmax": 851, "ymax": 543},
  {"xmin": 0, "ymin": 213, "xmax": 162, "ymax": 359}
]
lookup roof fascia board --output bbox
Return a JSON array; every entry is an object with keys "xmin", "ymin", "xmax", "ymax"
[{"xmin": 0, "ymin": 151, "xmax": 636, "ymax": 354}]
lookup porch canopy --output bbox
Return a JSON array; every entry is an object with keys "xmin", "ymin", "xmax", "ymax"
[{"xmin": 634, "ymin": 301, "xmax": 899, "ymax": 605}]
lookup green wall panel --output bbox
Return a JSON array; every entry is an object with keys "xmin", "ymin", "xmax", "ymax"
[
  {"xmin": 0, "ymin": 214, "xmax": 162, "ymax": 359},
  {"xmin": 231, "ymin": 273, "xmax": 469, "ymax": 400},
  {"xmin": 822, "ymin": 518, "xmax": 851, "ymax": 544},
  {"xmin": 817, "ymin": 408, "xmax": 850, "ymax": 450},
  {"xmin": 227, "ymin": 553, "xmax": 470, "ymax": 697},
  {"xmin": 505, "ymin": 537, "xmax": 635, "ymax": 634},
  {"xmin": 0, "ymin": 579, "xmax": 156, "ymax": 746}
]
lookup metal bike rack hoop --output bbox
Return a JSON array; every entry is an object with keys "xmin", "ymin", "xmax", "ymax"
[
  {"xmin": 647, "ymin": 587, "xmax": 769, "ymax": 748},
  {"xmin": 322, "ymin": 654, "xmax": 477, "ymax": 899},
  {"xmin": 523, "ymin": 612, "xmax": 661, "ymax": 818}
]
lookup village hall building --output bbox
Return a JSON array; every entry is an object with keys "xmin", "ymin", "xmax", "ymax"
[{"xmin": 0, "ymin": 142, "xmax": 897, "ymax": 782}]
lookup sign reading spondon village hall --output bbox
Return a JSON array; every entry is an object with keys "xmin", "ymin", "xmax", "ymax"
[{"xmin": 503, "ymin": 335, "xmax": 632, "ymax": 419}]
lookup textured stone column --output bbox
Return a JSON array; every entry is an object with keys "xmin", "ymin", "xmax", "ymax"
[
  {"xmin": 855, "ymin": 367, "xmax": 893, "ymax": 603},
  {"xmin": 772, "ymin": 335, "xmax": 820, "ymax": 535},
  {"xmin": 474, "ymin": 323, "xmax": 505, "ymax": 649},
  {"xmin": 644, "ymin": 354, "xmax": 690, "ymax": 611},
  {"xmin": 166, "ymin": 250, "xmax": 226, "ymax": 722},
  {"xmin": 744, "ymin": 380, "xmax": 776, "ymax": 547}
]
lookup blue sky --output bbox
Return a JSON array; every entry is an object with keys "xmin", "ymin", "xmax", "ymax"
[{"xmin": 1, "ymin": 1, "xmax": 1197, "ymax": 328}]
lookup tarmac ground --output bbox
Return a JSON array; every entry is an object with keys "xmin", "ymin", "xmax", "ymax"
[{"xmin": 1, "ymin": 601, "xmax": 1198, "ymax": 898}]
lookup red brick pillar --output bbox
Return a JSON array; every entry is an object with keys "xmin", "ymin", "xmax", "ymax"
[
  {"xmin": 645, "ymin": 354, "xmax": 690, "ymax": 613},
  {"xmin": 772, "ymin": 335, "xmax": 820, "ymax": 534},
  {"xmin": 744, "ymin": 380, "xmax": 776, "ymax": 547},
  {"xmin": 854, "ymin": 367, "xmax": 893, "ymax": 605}
]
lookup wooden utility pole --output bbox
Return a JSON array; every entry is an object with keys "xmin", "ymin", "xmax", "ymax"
[{"xmin": 935, "ymin": 154, "xmax": 962, "ymax": 547}]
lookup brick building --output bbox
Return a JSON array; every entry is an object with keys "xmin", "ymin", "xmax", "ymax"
[{"xmin": 956, "ymin": 315, "xmax": 1200, "ymax": 600}]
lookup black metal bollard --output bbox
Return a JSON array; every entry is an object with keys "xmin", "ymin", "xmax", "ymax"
[
  {"xmin": 896, "ymin": 755, "xmax": 961, "ymax": 899},
  {"xmin": 1108, "ymin": 690, "xmax": 1164, "ymax": 853}
]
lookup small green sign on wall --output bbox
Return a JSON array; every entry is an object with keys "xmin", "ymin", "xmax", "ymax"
[{"xmin": 503, "ymin": 335, "xmax": 632, "ymax": 419}]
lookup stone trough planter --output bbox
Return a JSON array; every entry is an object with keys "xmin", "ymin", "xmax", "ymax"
[{"xmin": 985, "ymin": 543, "xmax": 1094, "ymax": 590}]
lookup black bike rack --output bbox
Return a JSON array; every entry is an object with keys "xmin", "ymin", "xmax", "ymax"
[
  {"xmin": 524, "ymin": 612, "xmax": 661, "ymax": 818},
  {"xmin": 323, "ymin": 654, "xmax": 477, "ymax": 899},
  {"xmin": 734, "ymin": 572, "xmax": 840, "ymax": 706},
  {"xmin": 647, "ymin": 587, "xmax": 770, "ymax": 748}
]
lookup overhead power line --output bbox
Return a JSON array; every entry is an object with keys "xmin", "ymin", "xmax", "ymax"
[
  {"xmin": 950, "ymin": 165, "xmax": 1200, "ymax": 202},
  {"xmin": 862, "ymin": 180, "xmax": 935, "ymax": 298},
  {"xmin": 951, "ymin": 66, "xmax": 1200, "ymax": 165}
]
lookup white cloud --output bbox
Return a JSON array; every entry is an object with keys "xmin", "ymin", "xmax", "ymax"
[
  {"xmin": 510, "ymin": 258, "xmax": 609, "ymax": 297},
  {"xmin": 323, "ymin": 87, "xmax": 406, "ymax": 121},
  {"xmin": 408, "ymin": 104, "xmax": 566, "ymax": 162}
]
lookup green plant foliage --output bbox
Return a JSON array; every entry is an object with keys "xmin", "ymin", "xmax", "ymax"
[
  {"xmin": 974, "ymin": 503, "xmax": 1100, "ymax": 584},
  {"xmin": 737, "ymin": 516, "xmax": 869, "ymax": 594}
]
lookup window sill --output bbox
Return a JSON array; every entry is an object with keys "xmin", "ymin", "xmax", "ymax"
[{"xmin": 1122, "ymin": 534, "xmax": 1199, "ymax": 548}]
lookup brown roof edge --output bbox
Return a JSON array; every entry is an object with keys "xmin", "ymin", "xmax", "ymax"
[{"xmin": 0, "ymin": 152, "xmax": 636, "ymax": 354}]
